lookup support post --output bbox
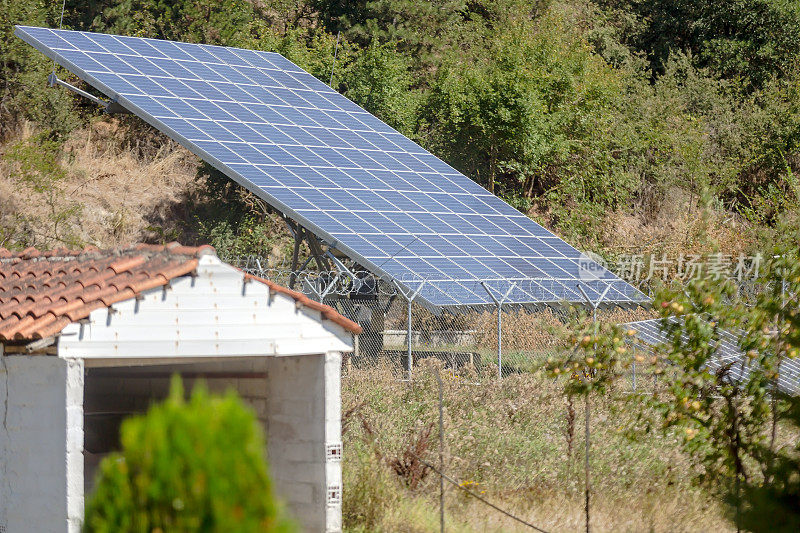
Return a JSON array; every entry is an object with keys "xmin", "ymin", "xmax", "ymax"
[
  {"xmin": 407, "ymin": 297, "xmax": 413, "ymax": 379},
  {"xmin": 481, "ymin": 282, "xmax": 515, "ymax": 380},
  {"xmin": 436, "ymin": 369, "xmax": 445, "ymax": 533},
  {"xmin": 288, "ymin": 227, "xmax": 302, "ymax": 289},
  {"xmin": 576, "ymin": 283, "xmax": 612, "ymax": 533},
  {"xmin": 393, "ymin": 280, "xmax": 425, "ymax": 381},
  {"xmin": 497, "ymin": 309, "xmax": 502, "ymax": 378}
]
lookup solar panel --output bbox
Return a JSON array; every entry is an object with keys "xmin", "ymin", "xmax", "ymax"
[
  {"xmin": 625, "ymin": 318, "xmax": 800, "ymax": 395},
  {"xmin": 16, "ymin": 25, "xmax": 649, "ymax": 309}
]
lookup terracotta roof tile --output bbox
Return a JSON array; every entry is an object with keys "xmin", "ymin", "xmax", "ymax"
[
  {"xmin": 0, "ymin": 243, "xmax": 212, "ymax": 341},
  {"xmin": 35, "ymin": 316, "xmax": 73, "ymax": 339},
  {"xmin": 0, "ymin": 242, "xmax": 362, "ymax": 340}
]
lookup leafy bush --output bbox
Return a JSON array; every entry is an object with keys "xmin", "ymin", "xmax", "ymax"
[
  {"xmin": 84, "ymin": 378, "xmax": 293, "ymax": 533},
  {"xmin": 340, "ymin": 39, "xmax": 418, "ymax": 136},
  {"xmin": 736, "ymin": 395, "xmax": 800, "ymax": 533}
]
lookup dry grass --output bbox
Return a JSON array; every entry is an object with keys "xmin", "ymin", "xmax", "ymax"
[
  {"xmin": 600, "ymin": 187, "xmax": 754, "ymax": 258},
  {"xmin": 469, "ymin": 307, "xmax": 657, "ymax": 353},
  {"xmin": 0, "ymin": 119, "xmax": 200, "ymax": 249},
  {"xmin": 342, "ymin": 362, "xmax": 733, "ymax": 532},
  {"xmin": 61, "ymin": 119, "xmax": 199, "ymax": 246}
]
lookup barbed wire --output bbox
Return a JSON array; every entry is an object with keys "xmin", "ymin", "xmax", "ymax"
[{"xmin": 225, "ymin": 254, "xmax": 774, "ymax": 313}]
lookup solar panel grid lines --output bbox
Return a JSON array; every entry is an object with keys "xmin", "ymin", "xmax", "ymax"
[
  {"xmin": 625, "ymin": 318, "xmax": 800, "ymax": 395},
  {"xmin": 16, "ymin": 24, "xmax": 649, "ymax": 308}
]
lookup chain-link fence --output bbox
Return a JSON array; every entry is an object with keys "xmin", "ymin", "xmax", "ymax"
[{"xmin": 229, "ymin": 255, "xmax": 660, "ymax": 384}]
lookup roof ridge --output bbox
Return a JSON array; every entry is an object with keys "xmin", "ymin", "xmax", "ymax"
[{"xmin": 242, "ymin": 272, "xmax": 362, "ymax": 335}]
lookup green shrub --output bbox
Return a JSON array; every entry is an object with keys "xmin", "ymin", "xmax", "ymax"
[{"xmin": 84, "ymin": 378, "xmax": 293, "ymax": 533}]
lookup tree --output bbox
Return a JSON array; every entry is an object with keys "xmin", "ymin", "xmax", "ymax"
[
  {"xmin": 94, "ymin": 0, "xmax": 262, "ymax": 47},
  {"xmin": 645, "ymin": 238, "xmax": 800, "ymax": 530},
  {"xmin": 0, "ymin": 0, "xmax": 79, "ymax": 140},
  {"xmin": 424, "ymin": 13, "xmax": 630, "ymax": 217},
  {"xmin": 340, "ymin": 39, "xmax": 417, "ymax": 136},
  {"xmin": 84, "ymin": 378, "xmax": 293, "ymax": 532},
  {"xmin": 736, "ymin": 395, "xmax": 800, "ymax": 533},
  {"xmin": 612, "ymin": 0, "xmax": 800, "ymax": 89}
]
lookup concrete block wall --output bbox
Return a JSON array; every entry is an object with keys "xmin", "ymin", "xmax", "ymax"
[
  {"xmin": 84, "ymin": 356, "xmax": 342, "ymax": 531},
  {"xmin": 0, "ymin": 355, "xmax": 84, "ymax": 533},
  {"xmin": 266, "ymin": 352, "xmax": 342, "ymax": 533}
]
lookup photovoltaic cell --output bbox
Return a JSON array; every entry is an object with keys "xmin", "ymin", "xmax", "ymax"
[
  {"xmin": 625, "ymin": 318, "xmax": 800, "ymax": 396},
  {"xmin": 16, "ymin": 25, "xmax": 649, "ymax": 309}
]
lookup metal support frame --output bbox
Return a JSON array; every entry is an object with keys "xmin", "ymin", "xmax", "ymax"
[
  {"xmin": 48, "ymin": 73, "xmax": 130, "ymax": 114},
  {"xmin": 283, "ymin": 218, "xmax": 333, "ymax": 289},
  {"xmin": 289, "ymin": 227, "xmax": 302, "ymax": 288},
  {"xmin": 576, "ymin": 282, "xmax": 612, "ymax": 533},
  {"xmin": 324, "ymin": 250, "xmax": 357, "ymax": 281},
  {"xmin": 393, "ymin": 280, "xmax": 425, "ymax": 381},
  {"xmin": 303, "ymin": 273, "xmax": 337, "ymax": 302},
  {"xmin": 481, "ymin": 281, "xmax": 516, "ymax": 380}
]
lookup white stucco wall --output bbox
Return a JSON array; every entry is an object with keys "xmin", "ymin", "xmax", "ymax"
[
  {"xmin": 0, "ymin": 355, "xmax": 84, "ymax": 533},
  {"xmin": 57, "ymin": 254, "xmax": 353, "ymax": 361},
  {"xmin": 1, "ymin": 254, "xmax": 351, "ymax": 533}
]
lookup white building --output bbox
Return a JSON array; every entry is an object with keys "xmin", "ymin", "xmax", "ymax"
[{"xmin": 0, "ymin": 243, "xmax": 360, "ymax": 532}]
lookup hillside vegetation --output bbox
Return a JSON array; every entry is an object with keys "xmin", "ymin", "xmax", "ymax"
[
  {"xmin": 2, "ymin": 3, "xmax": 800, "ymax": 532},
  {"xmin": 2, "ymin": 0, "xmax": 799, "ymax": 258}
]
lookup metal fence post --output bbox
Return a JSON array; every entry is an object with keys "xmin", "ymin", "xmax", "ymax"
[
  {"xmin": 435, "ymin": 368, "xmax": 445, "ymax": 533},
  {"xmin": 407, "ymin": 297, "xmax": 413, "ymax": 379},
  {"xmin": 481, "ymin": 282, "xmax": 516, "ymax": 380},
  {"xmin": 576, "ymin": 283, "xmax": 612, "ymax": 533},
  {"xmin": 393, "ymin": 280, "xmax": 425, "ymax": 381}
]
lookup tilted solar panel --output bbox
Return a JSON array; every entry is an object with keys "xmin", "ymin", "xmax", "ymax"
[
  {"xmin": 16, "ymin": 25, "xmax": 649, "ymax": 309},
  {"xmin": 625, "ymin": 318, "xmax": 800, "ymax": 395}
]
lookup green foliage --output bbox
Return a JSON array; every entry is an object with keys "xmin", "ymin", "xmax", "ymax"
[
  {"xmin": 425, "ymin": 13, "xmax": 630, "ymax": 209},
  {"xmin": 339, "ymin": 39, "xmax": 417, "ymax": 136},
  {"xmin": 651, "ymin": 279, "xmax": 769, "ymax": 489},
  {"xmin": 641, "ymin": 240, "xmax": 800, "ymax": 527},
  {"xmin": 546, "ymin": 312, "xmax": 635, "ymax": 396},
  {"xmin": 92, "ymin": 0, "xmax": 262, "ymax": 47},
  {"xmin": 188, "ymin": 164, "xmax": 288, "ymax": 259},
  {"xmin": 255, "ymin": 26, "xmax": 347, "ymax": 82},
  {"xmin": 614, "ymin": 0, "xmax": 800, "ymax": 89},
  {"xmin": 312, "ymin": 0, "xmax": 475, "ymax": 65},
  {"xmin": 736, "ymin": 396, "xmax": 800, "ymax": 533},
  {"xmin": 84, "ymin": 378, "xmax": 293, "ymax": 533},
  {"xmin": 0, "ymin": 0, "xmax": 79, "ymax": 139}
]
